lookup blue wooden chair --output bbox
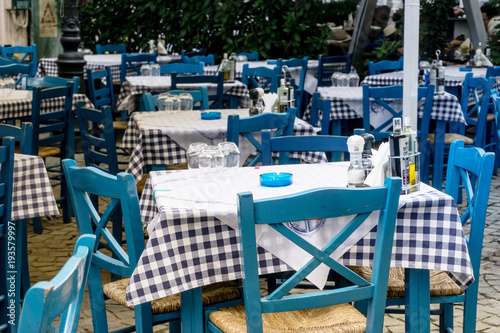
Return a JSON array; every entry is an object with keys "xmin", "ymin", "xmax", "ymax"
[
  {"xmin": 0, "ymin": 44, "xmax": 37, "ymax": 77},
  {"xmin": 171, "ymin": 72, "xmax": 224, "ymax": 109},
  {"xmin": 309, "ymin": 92, "xmax": 332, "ymax": 135},
  {"xmin": 490, "ymin": 89, "xmax": 500, "ymax": 152},
  {"xmin": 95, "ymin": 43, "xmax": 126, "ymax": 54},
  {"xmin": 0, "ymin": 57, "xmax": 14, "ymax": 65},
  {"xmin": 181, "ymin": 49, "xmax": 204, "ymax": 58},
  {"xmin": 86, "ymin": 67, "xmax": 129, "ymax": 129},
  {"xmin": 142, "ymin": 87, "xmax": 209, "ymax": 111},
  {"xmin": 236, "ymin": 51, "xmax": 259, "ymax": 61},
  {"xmin": 317, "ymin": 54, "xmax": 352, "ymax": 87},
  {"xmin": 18, "ymin": 234, "xmax": 96, "ymax": 333},
  {"xmin": 62, "ymin": 159, "xmax": 242, "ymax": 333},
  {"xmin": 276, "ymin": 57, "xmax": 308, "ymax": 117},
  {"xmin": 227, "ymin": 107, "xmax": 296, "ymax": 166},
  {"xmin": 206, "ymin": 177, "xmax": 402, "ymax": 333},
  {"xmin": 427, "ymin": 75, "xmax": 495, "ymax": 190},
  {"xmin": 20, "ymin": 75, "xmax": 80, "ymax": 94},
  {"xmin": 262, "ymin": 131, "xmax": 348, "ymax": 165},
  {"xmin": 351, "ymin": 140, "xmax": 494, "ymax": 332},
  {"xmin": 0, "ymin": 63, "xmax": 32, "ymax": 86},
  {"xmin": 0, "ymin": 137, "xmax": 15, "ymax": 331},
  {"xmin": 31, "ymin": 84, "xmax": 75, "ymax": 229},
  {"xmin": 159, "ymin": 62, "xmax": 204, "ymax": 75},
  {"xmin": 181, "ymin": 54, "xmax": 215, "ymax": 66},
  {"xmin": 362, "ymin": 84, "xmax": 435, "ymax": 184},
  {"xmin": 0, "ymin": 122, "xmax": 32, "ymax": 155},
  {"xmin": 241, "ymin": 64, "xmax": 279, "ymax": 93},
  {"xmin": 367, "ymin": 58, "xmax": 403, "ymax": 75},
  {"xmin": 120, "ymin": 52, "xmax": 158, "ymax": 84}
]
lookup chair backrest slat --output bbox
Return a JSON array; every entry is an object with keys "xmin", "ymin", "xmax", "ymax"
[
  {"xmin": 171, "ymin": 72, "xmax": 224, "ymax": 109},
  {"xmin": 142, "ymin": 87, "xmax": 209, "ymax": 111},
  {"xmin": 120, "ymin": 53, "xmax": 158, "ymax": 83},
  {"xmin": 0, "ymin": 44, "xmax": 37, "ymax": 76},
  {"xmin": 181, "ymin": 54, "xmax": 215, "ymax": 66},
  {"xmin": 368, "ymin": 58, "xmax": 403, "ymax": 75},
  {"xmin": 21, "ymin": 75, "xmax": 80, "ymax": 94},
  {"xmin": 317, "ymin": 54, "xmax": 352, "ymax": 86},
  {"xmin": 160, "ymin": 62, "xmax": 204, "ymax": 75},
  {"xmin": 236, "ymin": 51, "xmax": 259, "ymax": 61},
  {"xmin": 241, "ymin": 64, "xmax": 279, "ymax": 93},
  {"xmin": 0, "ymin": 123, "xmax": 33, "ymax": 155},
  {"xmin": 96, "ymin": 43, "xmax": 126, "ymax": 54}
]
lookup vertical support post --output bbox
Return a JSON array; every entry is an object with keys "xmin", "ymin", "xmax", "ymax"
[
  {"xmin": 402, "ymin": 0, "xmax": 420, "ymax": 130},
  {"xmin": 56, "ymin": 0, "xmax": 85, "ymax": 92},
  {"xmin": 349, "ymin": 0, "xmax": 378, "ymax": 70},
  {"xmin": 463, "ymin": 0, "xmax": 488, "ymax": 49}
]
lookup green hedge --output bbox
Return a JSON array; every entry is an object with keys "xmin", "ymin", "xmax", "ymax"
[{"xmin": 79, "ymin": 0, "xmax": 358, "ymax": 60}]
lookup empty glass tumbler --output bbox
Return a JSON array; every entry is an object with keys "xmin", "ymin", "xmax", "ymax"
[
  {"xmin": 217, "ymin": 142, "xmax": 240, "ymax": 168},
  {"xmin": 151, "ymin": 63, "xmax": 161, "ymax": 76},
  {"xmin": 187, "ymin": 142, "xmax": 208, "ymax": 169},
  {"xmin": 141, "ymin": 64, "xmax": 152, "ymax": 76},
  {"xmin": 179, "ymin": 93, "xmax": 194, "ymax": 111},
  {"xmin": 198, "ymin": 145, "xmax": 224, "ymax": 173}
]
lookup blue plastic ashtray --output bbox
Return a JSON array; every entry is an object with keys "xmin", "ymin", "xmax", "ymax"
[
  {"xmin": 266, "ymin": 60, "xmax": 277, "ymax": 65},
  {"xmin": 460, "ymin": 67, "xmax": 472, "ymax": 72},
  {"xmin": 201, "ymin": 112, "xmax": 221, "ymax": 120},
  {"xmin": 260, "ymin": 172, "xmax": 293, "ymax": 187}
]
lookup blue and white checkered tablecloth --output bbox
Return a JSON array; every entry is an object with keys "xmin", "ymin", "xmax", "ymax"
[
  {"xmin": 0, "ymin": 90, "xmax": 94, "ymax": 121},
  {"xmin": 12, "ymin": 154, "xmax": 59, "ymax": 220},
  {"xmin": 125, "ymin": 165, "xmax": 473, "ymax": 307},
  {"xmin": 303, "ymin": 87, "xmax": 466, "ymax": 125},
  {"xmin": 116, "ymin": 76, "xmax": 251, "ymax": 113},
  {"xmin": 121, "ymin": 109, "xmax": 327, "ymax": 182},
  {"xmin": 36, "ymin": 54, "xmax": 181, "ymax": 83}
]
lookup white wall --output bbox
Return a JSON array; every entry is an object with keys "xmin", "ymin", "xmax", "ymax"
[{"xmin": 0, "ymin": 2, "xmax": 29, "ymax": 46}]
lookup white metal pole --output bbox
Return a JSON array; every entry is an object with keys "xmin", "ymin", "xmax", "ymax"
[{"xmin": 402, "ymin": 0, "xmax": 420, "ymax": 130}]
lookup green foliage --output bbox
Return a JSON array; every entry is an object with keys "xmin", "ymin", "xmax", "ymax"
[
  {"xmin": 420, "ymin": 0, "xmax": 451, "ymax": 62},
  {"xmin": 486, "ymin": 1, "xmax": 500, "ymax": 65},
  {"xmin": 78, "ymin": 0, "xmax": 358, "ymax": 59}
]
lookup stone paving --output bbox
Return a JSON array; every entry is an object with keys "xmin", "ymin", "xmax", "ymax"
[{"xmin": 20, "ymin": 154, "xmax": 500, "ymax": 332}]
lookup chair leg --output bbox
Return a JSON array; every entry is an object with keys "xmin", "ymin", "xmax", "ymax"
[
  {"xmin": 20, "ymin": 220, "xmax": 30, "ymax": 299},
  {"xmin": 462, "ymin": 284, "xmax": 479, "ymax": 332},
  {"xmin": 439, "ymin": 303, "xmax": 454, "ymax": 333},
  {"xmin": 32, "ymin": 217, "xmax": 43, "ymax": 234}
]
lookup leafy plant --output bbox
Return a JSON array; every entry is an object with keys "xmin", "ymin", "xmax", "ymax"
[
  {"xmin": 419, "ymin": 0, "xmax": 452, "ymax": 62},
  {"xmin": 78, "ymin": 0, "xmax": 358, "ymax": 59}
]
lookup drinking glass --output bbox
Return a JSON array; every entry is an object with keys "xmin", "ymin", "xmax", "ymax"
[
  {"xmin": 186, "ymin": 142, "xmax": 208, "ymax": 169},
  {"xmin": 337, "ymin": 73, "xmax": 349, "ymax": 87},
  {"xmin": 331, "ymin": 72, "xmax": 341, "ymax": 86},
  {"xmin": 157, "ymin": 93, "xmax": 170, "ymax": 111},
  {"xmin": 236, "ymin": 55, "xmax": 248, "ymax": 62},
  {"xmin": 141, "ymin": 64, "xmax": 151, "ymax": 76},
  {"xmin": 198, "ymin": 145, "xmax": 224, "ymax": 174},
  {"xmin": 151, "ymin": 63, "xmax": 161, "ymax": 76},
  {"xmin": 165, "ymin": 95, "xmax": 180, "ymax": 111},
  {"xmin": 217, "ymin": 142, "xmax": 240, "ymax": 168},
  {"xmin": 179, "ymin": 93, "xmax": 194, "ymax": 111}
]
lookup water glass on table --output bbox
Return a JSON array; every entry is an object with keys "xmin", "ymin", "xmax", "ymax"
[
  {"xmin": 141, "ymin": 64, "xmax": 152, "ymax": 76},
  {"xmin": 179, "ymin": 93, "xmax": 194, "ymax": 111},
  {"xmin": 0, "ymin": 78, "xmax": 15, "ymax": 98},
  {"xmin": 187, "ymin": 142, "xmax": 208, "ymax": 169},
  {"xmin": 198, "ymin": 145, "xmax": 224, "ymax": 174},
  {"xmin": 217, "ymin": 142, "xmax": 240, "ymax": 167},
  {"xmin": 165, "ymin": 95, "xmax": 181, "ymax": 111}
]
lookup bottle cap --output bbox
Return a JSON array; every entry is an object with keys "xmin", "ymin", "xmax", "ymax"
[
  {"xmin": 223, "ymin": 53, "xmax": 228, "ymax": 59},
  {"xmin": 280, "ymin": 78, "xmax": 285, "ymax": 86}
]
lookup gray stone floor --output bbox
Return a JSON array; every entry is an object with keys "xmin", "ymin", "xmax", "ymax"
[{"xmin": 22, "ymin": 154, "xmax": 500, "ymax": 332}]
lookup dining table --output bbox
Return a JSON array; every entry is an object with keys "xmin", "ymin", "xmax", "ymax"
[
  {"xmin": 4, "ymin": 154, "xmax": 60, "ymax": 331},
  {"xmin": 361, "ymin": 65, "xmax": 500, "ymax": 99},
  {"xmin": 0, "ymin": 89, "xmax": 94, "ymax": 121},
  {"xmin": 302, "ymin": 86, "xmax": 466, "ymax": 190},
  {"xmin": 204, "ymin": 59, "xmax": 322, "ymax": 95},
  {"xmin": 36, "ymin": 54, "xmax": 181, "ymax": 83},
  {"xmin": 120, "ymin": 109, "xmax": 327, "ymax": 182},
  {"xmin": 116, "ymin": 76, "xmax": 251, "ymax": 113},
  {"xmin": 125, "ymin": 162, "xmax": 473, "ymax": 333}
]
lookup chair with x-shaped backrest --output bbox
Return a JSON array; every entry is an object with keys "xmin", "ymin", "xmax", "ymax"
[
  {"xmin": 362, "ymin": 84, "xmax": 435, "ymax": 184},
  {"xmin": 0, "ymin": 44, "xmax": 37, "ymax": 77},
  {"xmin": 18, "ymin": 234, "xmax": 95, "ymax": 333},
  {"xmin": 241, "ymin": 64, "xmax": 279, "ymax": 93},
  {"xmin": 317, "ymin": 54, "xmax": 352, "ymax": 87},
  {"xmin": 206, "ymin": 176, "xmax": 401, "ymax": 333},
  {"xmin": 62, "ymin": 159, "xmax": 243, "ymax": 333},
  {"xmin": 95, "ymin": 43, "xmax": 126, "ymax": 54},
  {"xmin": 142, "ymin": 87, "xmax": 209, "ymax": 111},
  {"xmin": 227, "ymin": 107, "xmax": 296, "ymax": 166},
  {"xmin": 171, "ymin": 72, "xmax": 224, "ymax": 109},
  {"xmin": 159, "ymin": 62, "xmax": 204, "ymax": 75},
  {"xmin": 236, "ymin": 51, "xmax": 259, "ymax": 61},
  {"xmin": 120, "ymin": 52, "xmax": 158, "ymax": 84},
  {"xmin": 181, "ymin": 54, "xmax": 215, "ymax": 66},
  {"xmin": 350, "ymin": 140, "xmax": 494, "ymax": 333},
  {"xmin": 368, "ymin": 58, "xmax": 403, "ymax": 75}
]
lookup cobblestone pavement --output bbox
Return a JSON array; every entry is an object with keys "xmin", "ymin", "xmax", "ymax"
[{"xmin": 21, "ymin": 154, "xmax": 500, "ymax": 332}]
